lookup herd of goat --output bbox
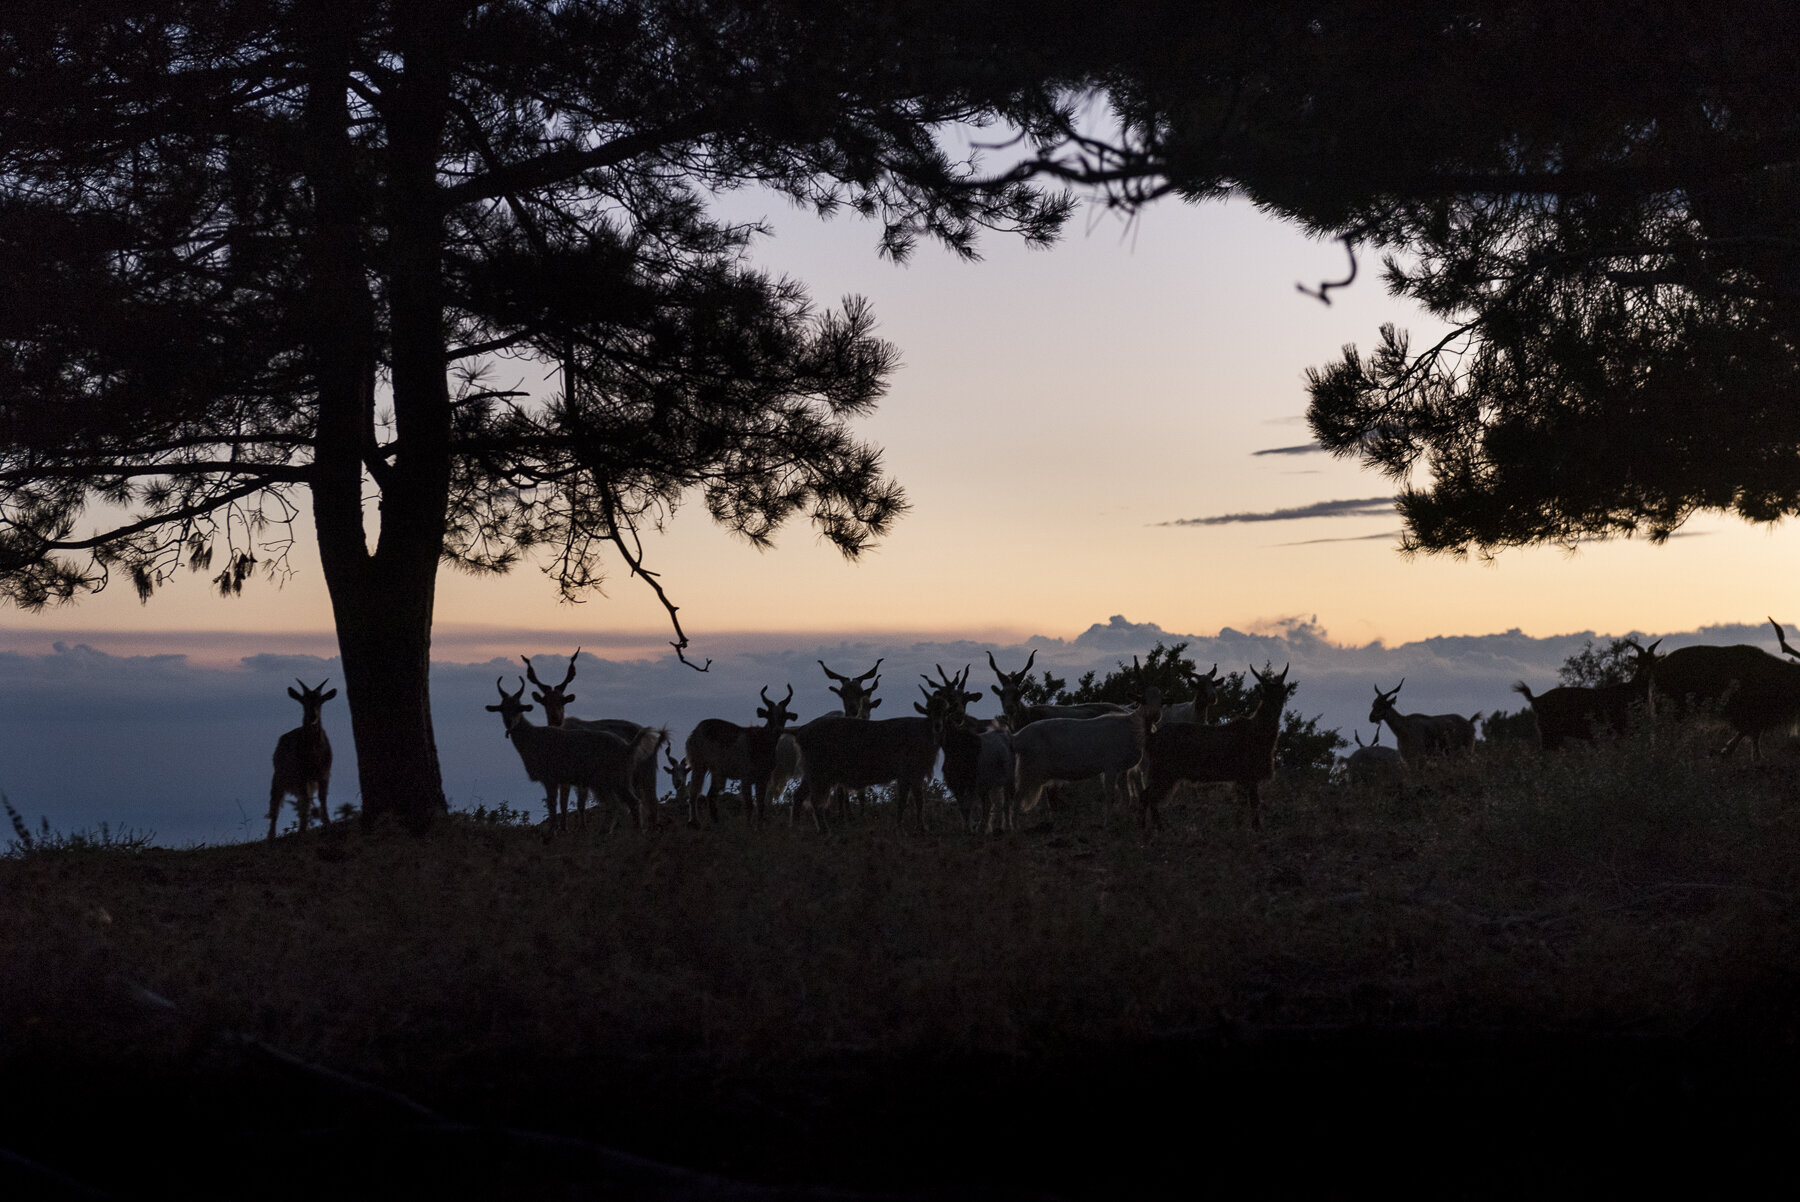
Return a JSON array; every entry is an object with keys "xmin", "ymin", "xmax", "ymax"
[{"xmin": 265, "ymin": 618, "xmax": 1800, "ymax": 840}]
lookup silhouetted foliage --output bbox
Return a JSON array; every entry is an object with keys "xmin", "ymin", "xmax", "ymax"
[
  {"xmin": 1056, "ymin": 641, "xmax": 1198, "ymax": 706},
  {"xmin": 1559, "ymin": 639, "xmax": 1652, "ymax": 689},
  {"xmin": 998, "ymin": 3, "xmax": 1800, "ymax": 554},
  {"xmin": 0, "ymin": 2, "xmax": 1073, "ymax": 827},
  {"xmin": 1481, "ymin": 709, "xmax": 1539, "ymax": 744}
]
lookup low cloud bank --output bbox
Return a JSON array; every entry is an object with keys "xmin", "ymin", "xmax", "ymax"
[{"xmin": 1, "ymin": 618, "xmax": 1780, "ymax": 846}]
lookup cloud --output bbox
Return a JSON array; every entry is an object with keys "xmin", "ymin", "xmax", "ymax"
[
  {"xmin": 1275, "ymin": 530, "xmax": 1404, "ymax": 546},
  {"xmin": 1157, "ymin": 497, "xmax": 1394, "ymax": 526},
  {"xmin": 1252, "ymin": 443, "xmax": 1327, "ymax": 456}
]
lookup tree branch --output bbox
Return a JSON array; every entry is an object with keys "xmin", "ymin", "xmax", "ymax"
[
  {"xmin": 595, "ymin": 478, "xmax": 709, "ymax": 673},
  {"xmin": 18, "ymin": 478, "xmax": 281, "ymax": 554}
]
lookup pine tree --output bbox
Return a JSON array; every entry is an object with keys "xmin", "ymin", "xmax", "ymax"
[{"xmin": 0, "ymin": 1, "xmax": 1071, "ymax": 829}]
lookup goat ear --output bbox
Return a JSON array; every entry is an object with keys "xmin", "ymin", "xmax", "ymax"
[
  {"xmin": 562, "ymin": 692, "xmax": 575, "ymax": 704},
  {"xmin": 485, "ymin": 703, "xmax": 504, "ymax": 712},
  {"xmin": 321, "ymin": 689, "xmax": 337, "ymax": 702},
  {"xmin": 288, "ymin": 687, "xmax": 303, "ymax": 702},
  {"xmin": 914, "ymin": 702, "xmax": 929, "ymax": 715},
  {"xmin": 867, "ymin": 697, "xmax": 881, "ymax": 711}
]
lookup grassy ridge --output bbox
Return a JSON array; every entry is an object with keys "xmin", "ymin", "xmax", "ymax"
[{"xmin": 5, "ymin": 726, "xmax": 1800, "ymax": 1193}]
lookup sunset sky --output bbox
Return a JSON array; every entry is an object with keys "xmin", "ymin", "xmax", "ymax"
[
  {"xmin": 5, "ymin": 187, "xmax": 1799, "ymax": 668},
  {"xmin": 8, "ymin": 183, "xmax": 1800, "ymax": 843}
]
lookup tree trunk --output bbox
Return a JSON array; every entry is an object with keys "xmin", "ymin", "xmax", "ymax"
[
  {"xmin": 328, "ymin": 562, "xmax": 446, "ymax": 833},
  {"xmin": 300, "ymin": 2, "xmax": 452, "ymax": 832}
]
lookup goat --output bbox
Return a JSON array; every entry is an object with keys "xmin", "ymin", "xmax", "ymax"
[
  {"xmin": 820, "ymin": 658, "xmax": 883, "ymax": 718},
  {"xmin": 771, "ymin": 704, "xmax": 943, "ymax": 832},
  {"xmin": 522, "ymin": 650, "xmax": 666, "ymax": 821},
  {"xmin": 1344, "ymin": 727, "xmax": 1407, "ymax": 789},
  {"xmin": 487, "ymin": 678, "xmax": 662, "ymax": 830},
  {"xmin": 917, "ymin": 666, "xmax": 1015, "ymax": 832},
  {"xmin": 1139, "ymin": 664, "xmax": 1289, "ymax": 829},
  {"xmin": 986, "ymin": 649, "xmax": 1037, "ymax": 727},
  {"xmin": 663, "ymin": 748, "xmax": 690, "ymax": 814},
  {"xmin": 1159, "ymin": 665, "xmax": 1221, "ymax": 726},
  {"xmin": 683, "ymin": 684, "xmax": 799, "ymax": 824},
  {"xmin": 268, "ymin": 679, "xmax": 336, "ymax": 842},
  {"xmin": 1125, "ymin": 664, "xmax": 1220, "ymax": 804},
  {"xmin": 1369, "ymin": 680, "xmax": 1478, "ymax": 764},
  {"xmin": 985, "ymin": 648, "xmax": 1132, "ymax": 728},
  {"xmin": 1512, "ymin": 638, "xmax": 1661, "ymax": 751},
  {"xmin": 987, "ymin": 649, "xmax": 1138, "ymax": 818},
  {"xmin": 1012, "ymin": 681, "xmax": 1163, "ymax": 824},
  {"xmin": 1650, "ymin": 620, "xmax": 1800, "ymax": 759}
]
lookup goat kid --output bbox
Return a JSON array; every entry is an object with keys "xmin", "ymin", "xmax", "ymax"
[
  {"xmin": 269, "ymin": 679, "xmax": 336, "ymax": 842},
  {"xmin": 1140, "ymin": 664, "xmax": 1289, "ymax": 829}
]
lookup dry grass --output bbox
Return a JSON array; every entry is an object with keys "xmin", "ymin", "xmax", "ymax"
[
  {"xmin": 6, "ymin": 726, "xmax": 1800, "ymax": 1193},
  {"xmin": 9, "ymin": 726, "xmax": 1800, "ymax": 1068}
]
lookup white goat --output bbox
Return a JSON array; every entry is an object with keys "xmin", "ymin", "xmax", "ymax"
[
  {"xmin": 1012, "ymin": 685, "xmax": 1162, "ymax": 823},
  {"xmin": 1369, "ymin": 680, "xmax": 1478, "ymax": 764},
  {"xmin": 487, "ymin": 677, "xmax": 662, "ymax": 831},
  {"xmin": 268, "ymin": 678, "xmax": 336, "ymax": 842},
  {"xmin": 1158, "ymin": 665, "xmax": 1222, "ymax": 726},
  {"xmin": 522, "ymin": 650, "xmax": 666, "ymax": 820}
]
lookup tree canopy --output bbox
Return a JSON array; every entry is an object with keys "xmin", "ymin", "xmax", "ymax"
[
  {"xmin": 0, "ymin": 0, "xmax": 1073, "ymax": 827},
  {"xmin": 1003, "ymin": 1, "xmax": 1800, "ymax": 555}
]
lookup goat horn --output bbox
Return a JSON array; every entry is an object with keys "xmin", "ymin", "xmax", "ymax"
[{"xmin": 1770, "ymin": 618, "xmax": 1800, "ymax": 661}]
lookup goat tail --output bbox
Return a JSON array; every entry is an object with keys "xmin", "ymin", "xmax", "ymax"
[
  {"xmin": 629, "ymin": 726, "xmax": 666, "ymax": 769},
  {"xmin": 1512, "ymin": 681, "xmax": 1535, "ymax": 703},
  {"xmin": 765, "ymin": 733, "xmax": 800, "ymax": 803}
]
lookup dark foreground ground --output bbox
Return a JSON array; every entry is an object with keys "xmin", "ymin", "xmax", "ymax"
[
  {"xmin": 8, "ymin": 738, "xmax": 1800, "ymax": 1197},
  {"xmin": 9, "ymin": 1010, "xmax": 1800, "ymax": 1198}
]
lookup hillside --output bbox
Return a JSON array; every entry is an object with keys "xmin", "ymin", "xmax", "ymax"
[{"xmin": 6, "ymin": 733, "xmax": 1800, "ymax": 1196}]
